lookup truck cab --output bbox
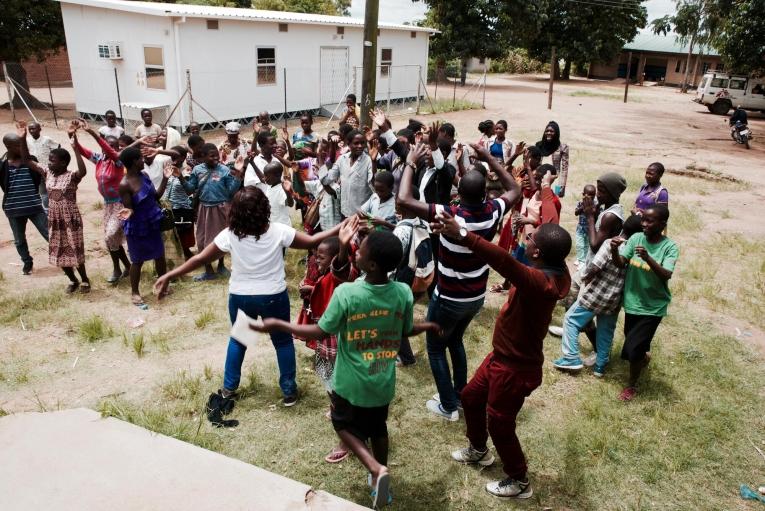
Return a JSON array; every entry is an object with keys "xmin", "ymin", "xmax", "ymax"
[{"xmin": 695, "ymin": 72, "xmax": 765, "ymax": 115}]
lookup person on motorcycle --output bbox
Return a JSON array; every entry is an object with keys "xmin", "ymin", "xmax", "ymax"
[{"xmin": 729, "ymin": 105, "xmax": 748, "ymax": 127}]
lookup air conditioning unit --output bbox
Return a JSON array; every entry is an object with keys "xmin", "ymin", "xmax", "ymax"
[{"xmin": 97, "ymin": 42, "xmax": 123, "ymax": 60}]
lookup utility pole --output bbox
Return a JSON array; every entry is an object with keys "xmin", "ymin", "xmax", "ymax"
[
  {"xmin": 360, "ymin": 0, "xmax": 379, "ymax": 128},
  {"xmin": 547, "ymin": 47, "xmax": 556, "ymax": 110},
  {"xmin": 624, "ymin": 51, "xmax": 632, "ymax": 103}
]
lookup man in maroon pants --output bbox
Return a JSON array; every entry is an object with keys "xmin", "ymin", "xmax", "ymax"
[{"xmin": 432, "ymin": 174, "xmax": 571, "ymax": 499}]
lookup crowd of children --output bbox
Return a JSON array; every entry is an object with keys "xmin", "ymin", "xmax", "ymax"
[{"xmin": 1, "ymin": 101, "xmax": 679, "ymax": 508}]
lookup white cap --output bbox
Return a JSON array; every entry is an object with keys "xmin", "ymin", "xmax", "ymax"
[{"xmin": 225, "ymin": 121, "xmax": 241, "ymax": 134}]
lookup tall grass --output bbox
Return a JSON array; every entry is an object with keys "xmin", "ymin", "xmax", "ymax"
[
  {"xmin": 420, "ymin": 99, "xmax": 482, "ymax": 114},
  {"xmin": 78, "ymin": 315, "xmax": 114, "ymax": 343}
]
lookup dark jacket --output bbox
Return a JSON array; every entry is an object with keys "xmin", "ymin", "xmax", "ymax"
[{"xmin": 388, "ymin": 139, "xmax": 455, "ymax": 205}]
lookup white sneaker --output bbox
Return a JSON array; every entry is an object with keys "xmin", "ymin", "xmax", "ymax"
[
  {"xmin": 451, "ymin": 445, "xmax": 495, "ymax": 466},
  {"xmin": 426, "ymin": 399, "xmax": 458, "ymax": 421},
  {"xmin": 432, "ymin": 393, "xmax": 463, "ymax": 410},
  {"xmin": 548, "ymin": 325, "xmax": 564, "ymax": 337},
  {"xmin": 583, "ymin": 353, "xmax": 597, "ymax": 367},
  {"xmin": 485, "ymin": 478, "xmax": 533, "ymax": 499}
]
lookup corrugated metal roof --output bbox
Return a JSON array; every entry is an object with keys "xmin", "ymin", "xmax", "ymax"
[
  {"xmin": 56, "ymin": 0, "xmax": 437, "ymax": 32},
  {"xmin": 624, "ymin": 29, "xmax": 719, "ymax": 56}
]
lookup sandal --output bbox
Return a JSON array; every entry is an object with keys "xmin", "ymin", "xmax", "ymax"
[
  {"xmin": 324, "ymin": 447, "xmax": 350, "ymax": 464},
  {"xmin": 80, "ymin": 281, "xmax": 91, "ymax": 294},
  {"xmin": 132, "ymin": 295, "xmax": 149, "ymax": 311},
  {"xmin": 106, "ymin": 272, "xmax": 121, "ymax": 284},
  {"xmin": 65, "ymin": 282, "xmax": 80, "ymax": 294}
]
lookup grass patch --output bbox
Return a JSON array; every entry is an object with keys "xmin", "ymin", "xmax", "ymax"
[
  {"xmin": 0, "ymin": 291, "xmax": 63, "ymax": 325},
  {"xmin": 420, "ymin": 98, "xmax": 482, "ymax": 114},
  {"xmin": 569, "ymin": 90, "xmax": 643, "ymax": 102},
  {"xmin": 77, "ymin": 315, "xmax": 114, "ymax": 343},
  {"xmin": 91, "ymin": 201, "xmax": 104, "ymax": 211},
  {"xmin": 123, "ymin": 331, "xmax": 146, "ymax": 358},
  {"xmin": 149, "ymin": 329, "xmax": 171, "ymax": 354},
  {"xmin": 0, "ymin": 356, "xmax": 32, "ymax": 387},
  {"xmin": 195, "ymin": 309, "xmax": 216, "ymax": 330}
]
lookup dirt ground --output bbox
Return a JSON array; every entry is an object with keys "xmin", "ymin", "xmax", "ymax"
[{"xmin": 1, "ymin": 74, "xmax": 763, "ymax": 413}]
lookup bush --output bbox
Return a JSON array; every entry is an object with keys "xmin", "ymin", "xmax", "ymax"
[{"xmin": 489, "ymin": 49, "xmax": 548, "ymax": 74}]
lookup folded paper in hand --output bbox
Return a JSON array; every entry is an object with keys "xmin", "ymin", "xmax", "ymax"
[{"xmin": 230, "ymin": 309, "xmax": 263, "ymax": 348}]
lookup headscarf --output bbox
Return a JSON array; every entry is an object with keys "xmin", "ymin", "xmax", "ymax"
[{"xmin": 535, "ymin": 121, "xmax": 561, "ymax": 157}]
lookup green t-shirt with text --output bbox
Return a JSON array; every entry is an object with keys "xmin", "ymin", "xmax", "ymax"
[
  {"xmin": 620, "ymin": 232, "xmax": 679, "ymax": 316},
  {"xmin": 318, "ymin": 280, "xmax": 414, "ymax": 407}
]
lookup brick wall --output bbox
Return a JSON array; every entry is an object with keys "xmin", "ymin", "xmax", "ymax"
[{"xmin": 20, "ymin": 47, "xmax": 72, "ymax": 86}]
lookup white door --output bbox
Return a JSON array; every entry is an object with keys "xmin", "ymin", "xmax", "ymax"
[{"xmin": 320, "ymin": 47, "xmax": 349, "ymax": 106}]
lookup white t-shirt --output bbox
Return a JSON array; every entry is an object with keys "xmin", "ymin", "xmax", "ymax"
[
  {"xmin": 144, "ymin": 155, "xmax": 171, "ymax": 189},
  {"xmin": 99, "ymin": 125, "xmax": 125, "ymax": 139},
  {"xmin": 266, "ymin": 184, "xmax": 292, "ymax": 226},
  {"xmin": 213, "ymin": 225, "xmax": 296, "ymax": 295},
  {"xmin": 243, "ymin": 155, "xmax": 271, "ymax": 187}
]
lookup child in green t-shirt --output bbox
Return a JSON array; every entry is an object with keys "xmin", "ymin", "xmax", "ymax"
[
  {"xmin": 251, "ymin": 230, "xmax": 438, "ymax": 509},
  {"xmin": 611, "ymin": 205, "xmax": 679, "ymax": 402}
]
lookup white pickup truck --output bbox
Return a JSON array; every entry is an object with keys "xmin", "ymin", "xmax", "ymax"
[{"xmin": 694, "ymin": 72, "xmax": 765, "ymax": 115}]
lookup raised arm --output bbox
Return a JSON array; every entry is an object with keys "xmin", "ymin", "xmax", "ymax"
[
  {"xmin": 71, "ymin": 134, "xmax": 87, "ymax": 180},
  {"xmin": 397, "ymin": 143, "xmax": 431, "ymax": 220},
  {"xmin": 539, "ymin": 173, "xmax": 560, "ymax": 224},
  {"xmin": 469, "ymin": 142, "xmax": 521, "ymax": 209},
  {"xmin": 15, "ymin": 122, "xmax": 44, "ymax": 174}
]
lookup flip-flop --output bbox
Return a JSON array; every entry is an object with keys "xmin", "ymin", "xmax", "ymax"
[
  {"xmin": 106, "ymin": 274, "xmax": 121, "ymax": 284},
  {"xmin": 372, "ymin": 472, "xmax": 390, "ymax": 509},
  {"xmin": 324, "ymin": 448, "xmax": 349, "ymax": 464},
  {"xmin": 193, "ymin": 272, "xmax": 218, "ymax": 282},
  {"xmin": 489, "ymin": 284, "xmax": 508, "ymax": 293},
  {"xmin": 65, "ymin": 282, "xmax": 80, "ymax": 294},
  {"xmin": 80, "ymin": 282, "xmax": 91, "ymax": 294}
]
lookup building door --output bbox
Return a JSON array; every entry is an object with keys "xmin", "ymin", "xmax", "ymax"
[{"xmin": 320, "ymin": 47, "xmax": 350, "ymax": 107}]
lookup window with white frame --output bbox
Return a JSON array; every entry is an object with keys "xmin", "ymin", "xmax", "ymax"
[
  {"xmin": 144, "ymin": 46, "xmax": 165, "ymax": 90},
  {"xmin": 98, "ymin": 44, "xmax": 110, "ymax": 59},
  {"xmin": 257, "ymin": 47, "xmax": 276, "ymax": 85},
  {"xmin": 381, "ymin": 48, "xmax": 392, "ymax": 77}
]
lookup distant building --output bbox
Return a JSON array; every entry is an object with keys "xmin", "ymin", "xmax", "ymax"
[
  {"xmin": 589, "ymin": 30, "xmax": 723, "ymax": 87},
  {"xmin": 0, "ymin": 47, "xmax": 72, "ymax": 87},
  {"xmin": 55, "ymin": 0, "xmax": 435, "ymax": 131}
]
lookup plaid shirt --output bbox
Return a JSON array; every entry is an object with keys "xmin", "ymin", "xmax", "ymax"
[{"xmin": 579, "ymin": 239, "xmax": 626, "ymax": 315}]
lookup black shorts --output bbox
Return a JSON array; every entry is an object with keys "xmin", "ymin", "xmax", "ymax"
[
  {"xmin": 621, "ymin": 313, "xmax": 663, "ymax": 362},
  {"xmin": 330, "ymin": 392, "xmax": 389, "ymax": 441}
]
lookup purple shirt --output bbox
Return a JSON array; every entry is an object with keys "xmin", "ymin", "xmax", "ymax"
[{"xmin": 635, "ymin": 183, "xmax": 669, "ymax": 212}]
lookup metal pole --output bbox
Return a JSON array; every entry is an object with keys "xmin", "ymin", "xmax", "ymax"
[
  {"xmin": 386, "ymin": 66, "xmax": 391, "ymax": 114},
  {"xmin": 113, "ymin": 68, "xmax": 124, "ymax": 128},
  {"xmin": 452, "ymin": 63, "xmax": 457, "ymax": 108},
  {"xmin": 186, "ymin": 69, "xmax": 194, "ymax": 124},
  {"xmin": 420, "ymin": 74, "xmax": 436, "ymax": 114},
  {"xmin": 283, "ymin": 67, "xmax": 288, "ymax": 128},
  {"xmin": 44, "ymin": 66, "xmax": 58, "ymax": 128},
  {"xmin": 360, "ymin": 0, "xmax": 379, "ymax": 128},
  {"xmin": 416, "ymin": 65, "xmax": 422, "ymax": 114},
  {"xmin": 434, "ymin": 66, "xmax": 439, "ymax": 102},
  {"xmin": 3, "ymin": 62, "xmax": 17, "ymax": 122},
  {"xmin": 624, "ymin": 51, "xmax": 632, "ymax": 103},
  {"xmin": 7, "ymin": 78, "xmax": 38, "ymax": 122},
  {"xmin": 548, "ymin": 47, "xmax": 556, "ymax": 110},
  {"xmin": 481, "ymin": 71, "xmax": 487, "ymax": 108}
]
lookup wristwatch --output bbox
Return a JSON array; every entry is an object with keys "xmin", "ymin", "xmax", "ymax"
[{"xmin": 459, "ymin": 226, "xmax": 468, "ymax": 239}]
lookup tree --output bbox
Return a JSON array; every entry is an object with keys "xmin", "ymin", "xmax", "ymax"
[
  {"xmin": 711, "ymin": 0, "xmax": 765, "ymax": 75},
  {"xmin": 0, "ymin": 0, "xmax": 65, "ymax": 108},
  {"xmin": 651, "ymin": 0, "xmax": 722, "ymax": 92},
  {"xmin": 527, "ymin": 1, "xmax": 647, "ymax": 80},
  {"xmin": 416, "ymin": 0, "xmax": 541, "ymax": 84}
]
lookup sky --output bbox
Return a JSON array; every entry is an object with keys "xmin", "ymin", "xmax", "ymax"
[{"xmin": 349, "ymin": 0, "xmax": 677, "ymax": 26}]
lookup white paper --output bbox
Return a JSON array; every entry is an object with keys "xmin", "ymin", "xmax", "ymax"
[{"xmin": 230, "ymin": 309, "xmax": 263, "ymax": 348}]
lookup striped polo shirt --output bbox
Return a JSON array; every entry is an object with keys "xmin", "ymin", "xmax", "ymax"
[
  {"xmin": 428, "ymin": 198, "xmax": 508, "ymax": 302},
  {"xmin": 3, "ymin": 164, "xmax": 43, "ymax": 218}
]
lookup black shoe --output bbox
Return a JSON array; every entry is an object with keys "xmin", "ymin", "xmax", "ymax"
[
  {"xmin": 22, "ymin": 261, "xmax": 33, "ymax": 275},
  {"xmin": 206, "ymin": 391, "xmax": 239, "ymax": 428},
  {"xmin": 283, "ymin": 394, "xmax": 298, "ymax": 407}
]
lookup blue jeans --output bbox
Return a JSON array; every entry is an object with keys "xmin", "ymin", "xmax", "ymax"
[
  {"xmin": 561, "ymin": 299, "xmax": 618, "ymax": 368},
  {"xmin": 426, "ymin": 294, "xmax": 484, "ymax": 412},
  {"xmin": 224, "ymin": 290, "xmax": 297, "ymax": 397},
  {"xmin": 7, "ymin": 211, "xmax": 49, "ymax": 264},
  {"xmin": 575, "ymin": 226, "xmax": 589, "ymax": 267}
]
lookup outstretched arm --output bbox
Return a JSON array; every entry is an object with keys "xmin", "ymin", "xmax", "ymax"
[
  {"xmin": 290, "ymin": 219, "xmax": 345, "ymax": 250},
  {"xmin": 397, "ymin": 143, "xmax": 431, "ymax": 220},
  {"xmin": 251, "ymin": 318, "xmax": 328, "ymax": 340},
  {"xmin": 154, "ymin": 241, "xmax": 226, "ymax": 297}
]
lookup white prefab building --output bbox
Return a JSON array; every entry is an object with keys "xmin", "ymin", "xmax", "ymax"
[{"xmin": 56, "ymin": 0, "xmax": 435, "ymax": 131}]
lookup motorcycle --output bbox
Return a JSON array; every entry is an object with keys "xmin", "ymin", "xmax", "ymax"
[{"xmin": 730, "ymin": 121, "xmax": 752, "ymax": 149}]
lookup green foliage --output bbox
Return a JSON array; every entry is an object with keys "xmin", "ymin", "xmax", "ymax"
[
  {"xmin": 488, "ymin": 49, "xmax": 548, "ymax": 74},
  {"xmin": 528, "ymin": 1, "xmax": 647, "ymax": 74},
  {"xmin": 417, "ymin": 0, "xmax": 540, "ymax": 63},
  {"xmin": 0, "ymin": 0, "xmax": 65, "ymax": 62},
  {"xmin": 712, "ymin": 0, "xmax": 765, "ymax": 75},
  {"xmin": 195, "ymin": 309, "xmax": 216, "ymax": 330},
  {"xmin": 419, "ymin": 99, "xmax": 482, "ymax": 114}
]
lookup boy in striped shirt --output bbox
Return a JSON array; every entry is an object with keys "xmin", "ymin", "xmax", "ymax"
[
  {"xmin": 2, "ymin": 128, "xmax": 49, "ymax": 275},
  {"xmin": 398, "ymin": 140, "xmax": 521, "ymax": 421}
]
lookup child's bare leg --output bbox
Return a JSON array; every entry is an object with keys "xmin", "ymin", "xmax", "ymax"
[
  {"xmin": 76, "ymin": 263, "xmax": 90, "ymax": 284},
  {"xmin": 204, "ymin": 263, "xmax": 215, "ymax": 275},
  {"xmin": 370, "ymin": 434, "xmax": 389, "ymax": 467},
  {"xmin": 117, "ymin": 246, "xmax": 131, "ymax": 273},
  {"xmin": 336, "ymin": 430, "xmax": 387, "ymax": 481},
  {"xmin": 130, "ymin": 261, "xmax": 143, "ymax": 302},
  {"xmin": 155, "ymin": 256, "xmax": 167, "ymax": 277},
  {"xmin": 217, "ymin": 257, "xmax": 225, "ymax": 271},
  {"xmin": 628, "ymin": 354, "xmax": 650, "ymax": 387},
  {"xmin": 62, "ymin": 267, "xmax": 78, "ymax": 283}
]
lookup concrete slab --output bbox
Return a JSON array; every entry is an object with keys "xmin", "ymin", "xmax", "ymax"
[{"xmin": 0, "ymin": 408, "xmax": 369, "ymax": 511}]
